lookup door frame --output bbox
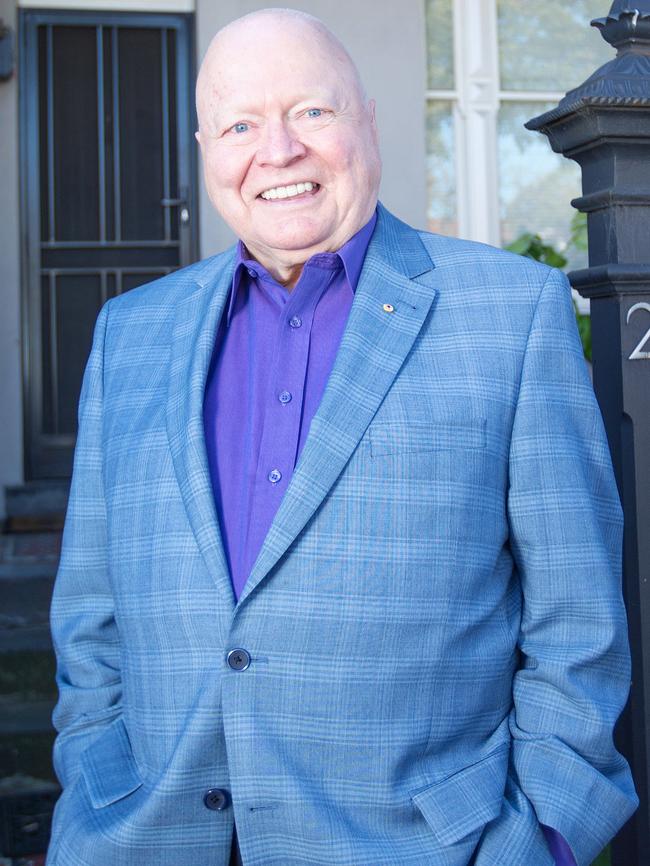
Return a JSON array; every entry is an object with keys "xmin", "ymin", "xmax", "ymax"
[{"xmin": 19, "ymin": 8, "xmax": 198, "ymax": 479}]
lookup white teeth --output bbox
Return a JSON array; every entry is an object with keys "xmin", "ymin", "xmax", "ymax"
[{"xmin": 260, "ymin": 181, "xmax": 318, "ymax": 200}]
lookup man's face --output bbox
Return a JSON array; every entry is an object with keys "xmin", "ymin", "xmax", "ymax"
[{"xmin": 195, "ymin": 19, "xmax": 381, "ymax": 267}]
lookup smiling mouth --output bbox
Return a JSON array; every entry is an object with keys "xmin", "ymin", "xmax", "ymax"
[{"xmin": 258, "ymin": 181, "xmax": 320, "ymax": 201}]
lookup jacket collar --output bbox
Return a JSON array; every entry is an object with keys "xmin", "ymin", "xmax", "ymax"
[
  {"xmin": 225, "ymin": 210, "xmax": 378, "ymax": 326},
  {"xmin": 166, "ymin": 202, "xmax": 438, "ymax": 608}
]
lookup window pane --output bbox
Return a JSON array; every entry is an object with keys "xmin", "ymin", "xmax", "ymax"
[
  {"xmin": 498, "ymin": 0, "xmax": 613, "ymax": 92},
  {"xmin": 426, "ymin": 101, "xmax": 457, "ymax": 236},
  {"xmin": 498, "ymin": 101, "xmax": 586, "ymax": 270},
  {"xmin": 426, "ymin": 0, "xmax": 454, "ymax": 90}
]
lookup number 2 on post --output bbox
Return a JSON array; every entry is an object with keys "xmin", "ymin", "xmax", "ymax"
[{"xmin": 627, "ymin": 302, "xmax": 650, "ymax": 360}]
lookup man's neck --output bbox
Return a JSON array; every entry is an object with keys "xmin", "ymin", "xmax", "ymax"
[
  {"xmin": 240, "ymin": 208, "xmax": 378, "ymax": 291},
  {"xmin": 265, "ymin": 260, "xmax": 305, "ymax": 291},
  {"xmin": 241, "ymin": 246, "xmax": 320, "ymax": 291}
]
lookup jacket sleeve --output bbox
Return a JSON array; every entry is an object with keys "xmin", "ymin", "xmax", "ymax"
[
  {"xmin": 49, "ymin": 301, "xmax": 123, "ymax": 791},
  {"xmin": 478, "ymin": 268, "xmax": 638, "ymax": 865}
]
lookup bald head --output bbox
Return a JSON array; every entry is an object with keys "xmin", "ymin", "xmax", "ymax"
[
  {"xmin": 196, "ymin": 9, "xmax": 368, "ymax": 134},
  {"xmin": 194, "ymin": 7, "xmax": 382, "ymax": 287}
]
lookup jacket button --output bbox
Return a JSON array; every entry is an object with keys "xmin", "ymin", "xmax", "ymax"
[
  {"xmin": 204, "ymin": 788, "xmax": 230, "ymax": 811},
  {"xmin": 227, "ymin": 648, "xmax": 251, "ymax": 671}
]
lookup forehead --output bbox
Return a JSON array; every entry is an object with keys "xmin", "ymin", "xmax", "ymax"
[
  {"xmin": 202, "ymin": 21, "xmax": 355, "ymax": 112},
  {"xmin": 209, "ymin": 58, "xmax": 346, "ymax": 115}
]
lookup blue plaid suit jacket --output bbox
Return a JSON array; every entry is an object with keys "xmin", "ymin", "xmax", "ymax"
[{"xmin": 47, "ymin": 204, "xmax": 637, "ymax": 866}]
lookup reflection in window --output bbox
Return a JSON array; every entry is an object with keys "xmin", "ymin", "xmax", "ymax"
[
  {"xmin": 426, "ymin": 101, "xmax": 457, "ymax": 237},
  {"xmin": 424, "ymin": 0, "xmax": 610, "ymax": 261},
  {"xmin": 426, "ymin": 0, "xmax": 454, "ymax": 90},
  {"xmin": 498, "ymin": 101, "xmax": 585, "ymax": 269},
  {"xmin": 497, "ymin": 0, "xmax": 613, "ymax": 92}
]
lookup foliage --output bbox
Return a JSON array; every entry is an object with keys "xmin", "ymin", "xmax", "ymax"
[
  {"xmin": 592, "ymin": 845, "xmax": 610, "ymax": 866},
  {"xmin": 569, "ymin": 209, "xmax": 589, "ymax": 253},
  {"xmin": 506, "ymin": 232, "xmax": 568, "ymax": 269},
  {"xmin": 506, "ymin": 211, "xmax": 592, "ymax": 361}
]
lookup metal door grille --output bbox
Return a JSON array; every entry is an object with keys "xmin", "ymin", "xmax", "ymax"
[{"xmin": 20, "ymin": 10, "xmax": 197, "ymax": 478}]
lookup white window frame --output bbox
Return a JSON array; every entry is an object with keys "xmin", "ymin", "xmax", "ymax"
[
  {"xmin": 426, "ymin": 0, "xmax": 565, "ymax": 247},
  {"xmin": 426, "ymin": 0, "xmax": 593, "ymax": 313}
]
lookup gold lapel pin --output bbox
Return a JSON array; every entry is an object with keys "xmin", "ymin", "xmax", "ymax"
[{"xmin": 382, "ymin": 303, "xmax": 395, "ymax": 313}]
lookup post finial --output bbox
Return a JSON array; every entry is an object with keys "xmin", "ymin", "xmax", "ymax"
[{"xmin": 592, "ymin": 3, "xmax": 650, "ymax": 50}]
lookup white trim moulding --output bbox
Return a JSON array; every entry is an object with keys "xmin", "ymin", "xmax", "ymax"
[
  {"xmin": 18, "ymin": 0, "xmax": 195, "ymax": 11},
  {"xmin": 499, "ymin": 90, "xmax": 566, "ymax": 103}
]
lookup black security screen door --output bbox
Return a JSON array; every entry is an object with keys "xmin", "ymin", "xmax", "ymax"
[{"xmin": 20, "ymin": 10, "xmax": 197, "ymax": 479}]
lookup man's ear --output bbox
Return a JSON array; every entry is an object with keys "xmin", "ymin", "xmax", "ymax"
[{"xmin": 367, "ymin": 99, "xmax": 380, "ymax": 148}]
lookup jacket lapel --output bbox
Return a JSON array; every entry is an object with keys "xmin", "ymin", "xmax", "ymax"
[
  {"xmin": 166, "ymin": 249, "xmax": 237, "ymax": 603},
  {"xmin": 238, "ymin": 205, "xmax": 438, "ymax": 607}
]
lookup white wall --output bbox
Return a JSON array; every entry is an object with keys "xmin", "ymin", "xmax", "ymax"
[
  {"xmin": 0, "ymin": 0, "xmax": 23, "ymax": 516},
  {"xmin": 0, "ymin": 0, "xmax": 428, "ymax": 511},
  {"xmin": 195, "ymin": 0, "xmax": 428, "ymax": 257}
]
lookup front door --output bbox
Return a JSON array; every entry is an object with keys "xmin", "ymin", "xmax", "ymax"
[{"xmin": 20, "ymin": 9, "xmax": 197, "ymax": 478}]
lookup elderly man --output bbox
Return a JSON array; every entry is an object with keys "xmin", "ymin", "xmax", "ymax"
[{"xmin": 46, "ymin": 8, "xmax": 636, "ymax": 866}]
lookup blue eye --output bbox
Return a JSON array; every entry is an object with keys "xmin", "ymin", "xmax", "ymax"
[
  {"xmin": 232, "ymin": 122, "xmax": 249, "ymax": 134},
  {"xmin": 306, "ymin": 108, "xmax": 323, "ymax": 118}
]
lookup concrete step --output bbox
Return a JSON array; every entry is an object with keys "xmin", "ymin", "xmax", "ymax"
[
  {"xmin": 4, "ymin": 483, "xmax": 69, "ymax": 533},
  {"xmin": 0, "ymin": 700, "xmax": 56, "ymax": 737},
  {"xmin": 0, "ymin": 533, "xmax": 58, "ymax": 654},
  {"xmin": 0, "ymin": 629, "xmax": 52, "ymax": 655},
  {"xmin": 0, "ymin": 504, "xmax": 62, "ymax": 823},
  {"xmin": 0, "ymin": 532, "xmax": 59, "ymax": 657},
  {"xmin": 0, "ymin": 645, "xmax": 57, "ymax": 739},
  {"xmin": 0, "ymin": 534, "xmax": 60, "ymax": 580}
]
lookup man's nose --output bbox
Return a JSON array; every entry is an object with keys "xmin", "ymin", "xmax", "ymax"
[{"xmin": 255, "ymin": 120, "xmax": 306, "ymax": 167}]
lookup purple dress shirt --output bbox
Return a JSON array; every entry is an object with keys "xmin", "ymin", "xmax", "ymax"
[
  {"xmin": 203, "ymin": 212, "xmax": 376, "ymax": 602},
  {"xmin": 202, "ymin": 209, "xmax": 576, "ymax": 866}
]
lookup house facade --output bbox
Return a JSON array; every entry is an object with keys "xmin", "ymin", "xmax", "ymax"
[{"xmin": 0, "ymin": 0, "xmax": 612, "ymax": 509}]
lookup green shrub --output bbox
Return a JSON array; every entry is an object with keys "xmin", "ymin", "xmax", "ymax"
[{"xmin": 506, "ymin": 212, "xmax": 591, "ymax": 361}]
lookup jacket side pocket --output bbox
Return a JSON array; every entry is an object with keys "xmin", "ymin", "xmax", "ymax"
[
  {"xmin": 410, "ymin": 743, "xmax": 508, "ymax": 846},
  {"xmin": 79, "ymin": 714, "xmax": 143, "ymax": 809}
]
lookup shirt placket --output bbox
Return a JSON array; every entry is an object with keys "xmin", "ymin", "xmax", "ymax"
[{"xmin": 242, "ymin": 263, "xmax": 338, "ymax": 579}]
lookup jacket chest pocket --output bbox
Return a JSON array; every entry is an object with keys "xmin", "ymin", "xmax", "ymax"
[{"xmin": 366, "ymin": 418, "xmax": 487, "ymax": 459}]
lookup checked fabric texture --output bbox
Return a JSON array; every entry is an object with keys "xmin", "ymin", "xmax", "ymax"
[{"xmin": 47, "ymin": 204, "xmax": 637, "ymax": 866}]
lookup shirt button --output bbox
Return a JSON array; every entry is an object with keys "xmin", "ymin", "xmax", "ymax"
[
  {"xmin": 289, "ymin": 316, "xmax": 302, "ymax": 328},
  {"xmin": 227, "ymin": 648, "xmax": 251, "ymax": 671},
  {"xmin": 203, "ymin": 788, "xmax": 230, "ymax": 811},
  {"xmin": 247, "ymin": 268, "xmax": 257, "ymax": 278},
  {"xmin": 268, "ymin": 468, "xmax": 282, "ymax": 483},
  {"xmin": 278, "ymin": 390, "xmax": 292, "ymax": 404}
]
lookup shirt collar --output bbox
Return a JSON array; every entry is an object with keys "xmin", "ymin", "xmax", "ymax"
[{"xmin": 226, "ymin": 209, "xmax": 378, "ymax": 326}]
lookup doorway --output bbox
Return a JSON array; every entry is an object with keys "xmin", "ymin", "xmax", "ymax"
[{"xmin": 20, "ymin": 9, "xmax": 197, "ymax": 478}]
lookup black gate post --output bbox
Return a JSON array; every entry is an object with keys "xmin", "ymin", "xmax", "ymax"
[{"xmin": 526, "ymin": 4, "xmax": 650, "ymax": 863}]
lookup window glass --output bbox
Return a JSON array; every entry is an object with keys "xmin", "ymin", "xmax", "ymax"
[
  {"xmin": 498, "ymin": 101, "xmax": 586, "ymax": 269},
  {"xmin": 498, "ymin": 0, "xmax": 613, "ymax": 92},
  {"xmin": 426, "ymin": 101, "xmax": 457, "ymax": 236},
  {"xmin": 426, "ymin": 0, "xmax": 454, "ymax": 90}
]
